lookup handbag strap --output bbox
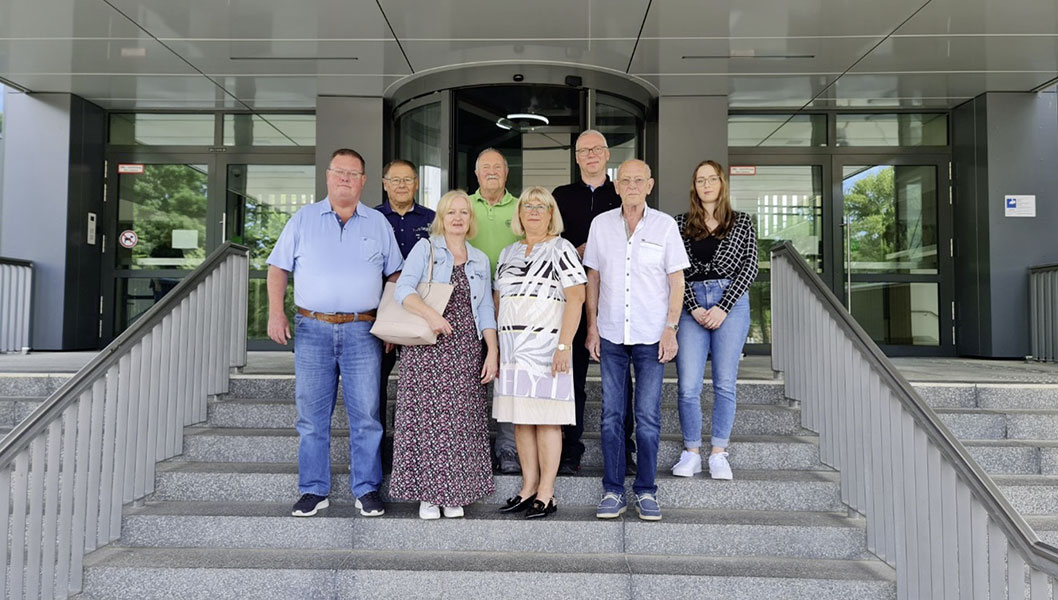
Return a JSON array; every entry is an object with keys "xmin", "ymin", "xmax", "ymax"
[{"xmin": 426, "ymin": 239, "xmax": 436, "ymax": 284}]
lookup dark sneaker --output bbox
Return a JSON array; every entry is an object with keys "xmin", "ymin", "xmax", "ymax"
[
  {"xmin": 498, "ymin": 448, "xmax": 521, "ymax": 474},
  {"xmin": 291, "ymin": 493, "xmax": 329, "ymax": 517},
  {"xmin": 355, "ymin": 491, "xmax": 385, "ymax": 517}
]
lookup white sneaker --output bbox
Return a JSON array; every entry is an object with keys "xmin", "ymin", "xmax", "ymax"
[
  {"xmin": 419, "ymin": 501, "xmax": 441, "ymax": 520},
  {"xmin": 708, "ymin": 451, "xmax": 733, "ymax": 480},
  {"xmin": 671, "ymin": 450, "xmax": 703, "ymax": 477},
  {"xmin": 442, "ymin": 505, "xmax": 464, "ymax": 518}
]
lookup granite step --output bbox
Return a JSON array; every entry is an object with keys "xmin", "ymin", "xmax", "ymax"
[
  {"xmin": 0, "ymin": 374, "xmax": 70, "ymax": 397},
  {"xmin": 228, "ymin": 376, "xmax": 788, "ymax": 405},
  {"xmin": 994, "ymin": 474, "xmax": 1058, "ymax": 515},
  {"xmin": 935, "ymin": 408, "xmax": 1058, "ymax": 441},
  {"xmin": 181, "ymin": 427, "xmax": 824, "ymax": 471},
  {"xmin": 207, "ymin": 397, "xmax": 808, "ymax": 437},
  {"xmin": 151, "ymin": 462, "xmax": 846, "ymax": 512},
  {"xmin": 117, "ymin": 501, "xmax": 872, "ymax": 560},
  {"xmin": 79, "ymin": 547, "xmax": 897, "ymax": 600},
  {"xmin": 0, "ymin": 396, "xmax": 42, "ymax": 428}
]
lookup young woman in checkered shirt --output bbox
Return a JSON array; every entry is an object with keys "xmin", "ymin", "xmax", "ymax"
[{"xmin": 670, "ymin": 160, "xmax": 759, "ymax": 481}]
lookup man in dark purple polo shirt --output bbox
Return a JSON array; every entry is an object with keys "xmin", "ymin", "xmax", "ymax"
[{"xmin": 375, "ymin": 159, "xmax": 435, "ymax": 447}]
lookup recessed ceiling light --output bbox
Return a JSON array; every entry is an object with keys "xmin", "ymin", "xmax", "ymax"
[{"xmin": 506, "ymin": 113, "xmax": 549, "ymax": 125}]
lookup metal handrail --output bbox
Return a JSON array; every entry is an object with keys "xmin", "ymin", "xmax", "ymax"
[
  {"xmin": 772, "ymin": 241, "xmax": 1058, "ymax": 598},
  {"xmin": 0, "ymin": 256, "xmax": 33, "ymax": 353},
  {"xmin": 0, "ymin": 242, "xmax": 248, "ymax": 598},
  {"xmin": 1030, "ymin": 263, "xmax": 1058, "ymax": 362}
]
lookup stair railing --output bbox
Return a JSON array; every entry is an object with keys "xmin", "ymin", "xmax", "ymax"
[
  {"xmin": 1030, "ymin": 263, "xmax": 1058, "ymax": 362},
  {"xmin": 0, "ymin": 242, "xmax": 248, "ymax": 599},
  {"xmin": 0, "ymin": 257, "xmax": 33, "ymax": 353},
  {"xmin": 772, "ymin": 242, "xmax": 1058, "ymax": 599}
]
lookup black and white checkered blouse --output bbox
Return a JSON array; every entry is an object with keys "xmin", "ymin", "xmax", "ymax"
[{"xmin": 674, "ymin": 211, "xmax": 759, "ymax": 313}]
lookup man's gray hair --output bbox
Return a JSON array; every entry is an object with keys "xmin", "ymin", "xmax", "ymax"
[
  {"xmin": 576, "ymin": 129, "xmax": 609, "ymax": 147},
  {"xmin": 475, "ymin": 148, "xmax": 509, "ymax": 170}
]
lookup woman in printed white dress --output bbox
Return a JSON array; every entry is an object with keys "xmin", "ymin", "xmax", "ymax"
[{"xmin": 493, "ymin": 186, "xmax": 586, "ymax": 519}]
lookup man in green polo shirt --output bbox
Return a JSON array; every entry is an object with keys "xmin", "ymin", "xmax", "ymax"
[{"xmin": 469, "ymin": 147, "xmax": 520, "ymax": 474}]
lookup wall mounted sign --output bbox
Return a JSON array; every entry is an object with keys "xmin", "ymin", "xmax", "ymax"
[
  {"xmin": 118, "ymin": 164, "xmax": 145, "ymax": 174},
  {"xmin": 729, "ymin": 166, "xmax": 757, "ymax": 176},
  {"xmin": 1005, "ymin": 195, "xmax": 1036, "ymax": 218}
]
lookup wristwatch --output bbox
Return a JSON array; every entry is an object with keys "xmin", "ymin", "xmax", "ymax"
[
  {"xmin": 557, "ymin": 344, "xmax": 570, "ymax": 351},
  {"xmin": 666, "ymin": 322, "xmax": 679, "ymax": 332}
]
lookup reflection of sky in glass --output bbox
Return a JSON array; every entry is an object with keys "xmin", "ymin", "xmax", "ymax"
[{"xmin": 842, "ymin": 165, "xmax": 888, "ymax": 191}]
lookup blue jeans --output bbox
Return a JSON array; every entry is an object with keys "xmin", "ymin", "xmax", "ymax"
[
  {"xmin": 599, "ymin": 338, "xmax": 665, "ymax": 496},
  {"xmin": 675, "ymin": 280, "xmax": 751, "ymax": 449},
  {"xmin": 294, "ymin": 314, "xmax": 383, "ymax": 498}
]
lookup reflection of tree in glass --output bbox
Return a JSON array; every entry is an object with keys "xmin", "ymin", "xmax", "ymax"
[
  {"xmin": 844, "ymin": 168, "xmax": 896, "ymax": 263},
  {"xmin": 127, "ymin": 165, "xmax": 208, "ymax": 268},
  {"xmin": 238, "ymin": 194, "xmax": 291, "ymax": 270}
]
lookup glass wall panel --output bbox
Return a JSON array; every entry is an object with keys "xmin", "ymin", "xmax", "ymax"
[
  {"xmin": 116, "ymin": 163, "xmax": 209, "ymax": 270},
  {"xmin": 729, "ymin": 165, "xmax": 824, "ymax": 345},
  {"xmin": 398, "ymin": 102, "xmax": 443, "ymax": 210},
  {"xmin": 109, "ymin": 114, "xmax": 215, "ymax": 145},
  {"xmin": 226, "ymin": 164, "xmax": 316, "ymax": 270},
  {"xmin": 224, "ymin": 114, "xmax": 315, "ymax": 146},
  {"xmin": 836, "ymin": 113, "xmax": 947, "ymax": 146},
  {"xmin": 842, "ymin": 165, "xmax": 938, "ymax": 274},
  {"xmin": 225, "ymin": 163, "xmax": 314, "ymax": 343},
  {"xmin": 595, "ymin": 95, "xmax": 641, "ymax": 179},
  {"xmin": 850, "ymin": 282, "xmax": 940, "ymax": 346},
  {"xmin": 728, "ymin": 114, "xmax": 826, "ymax": 147}
]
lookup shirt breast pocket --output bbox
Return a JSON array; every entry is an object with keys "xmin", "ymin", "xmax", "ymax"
[
  {"xmin": 639, "ymin": 241, "xmax": 664, "ymax": 269},
  {"xmin": 359, "ymin": 237, "xmax": 384, "ymax": 268}
]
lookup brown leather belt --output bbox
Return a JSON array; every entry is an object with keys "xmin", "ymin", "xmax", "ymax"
[{"xmin": 297, "ymin": 307, "xmax": 376, "ymax": 323}]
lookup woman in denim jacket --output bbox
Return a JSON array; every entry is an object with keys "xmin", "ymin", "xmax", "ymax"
[{"xmin": 388, "ymin": 189, "xmax": 500, "ymax": 520}]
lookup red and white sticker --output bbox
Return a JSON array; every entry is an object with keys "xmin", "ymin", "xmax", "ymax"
[
  {"xmin": 118, "ymin": 230, "xmax": 139, "ymax": 249},
  {"xmin": 118, "ymin": 163, "xmax": 145, "ymax": 174},
  {"xmin": 729, "ymin": 166, "xmax": 757, "ymax": 176}
]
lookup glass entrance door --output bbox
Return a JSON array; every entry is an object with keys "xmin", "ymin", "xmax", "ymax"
[
  {"xmin": 836, "ymin": 158, "xmax": 952, "ymax": 351},
  {"xmin": 102, "ymin": 158, "xmax": 212, "ymax": 340}
]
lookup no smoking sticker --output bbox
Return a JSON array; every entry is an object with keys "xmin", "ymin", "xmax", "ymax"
[{"xmin": 119, "ymin": 230, "xmax": 139, "ymax": 249}]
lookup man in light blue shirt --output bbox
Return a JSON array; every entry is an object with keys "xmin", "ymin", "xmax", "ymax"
[{"xmin": 267, "ymin": 148, "xmax": 403, "ymax": 518}]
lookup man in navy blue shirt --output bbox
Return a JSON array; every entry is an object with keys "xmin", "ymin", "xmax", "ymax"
[{"xmin": 375, "ymin": 159, "xmax": 435, "ymax": 449}]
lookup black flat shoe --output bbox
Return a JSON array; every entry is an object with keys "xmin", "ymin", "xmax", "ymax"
[
  {"xmin": 525, "ymin": 497, "xmax": 557, "ymax": 519},
  {"xmin": 499, "ymin": 493, "xmax": 537, "ymax": 513}
]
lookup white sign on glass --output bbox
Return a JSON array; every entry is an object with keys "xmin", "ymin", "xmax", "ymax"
[{"xmin": 172, "ymin": 229, "xmax": 199, "ymax": 249}]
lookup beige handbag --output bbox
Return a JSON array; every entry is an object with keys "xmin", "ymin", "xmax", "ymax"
[{"xmin": 370, "ymin": 241, "xmax": 454, "ymax": 346}]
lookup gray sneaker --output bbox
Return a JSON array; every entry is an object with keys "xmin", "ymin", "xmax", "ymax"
[{"xmin": 498, "ymin": 448, "xmax": 521, "ymax": 474}]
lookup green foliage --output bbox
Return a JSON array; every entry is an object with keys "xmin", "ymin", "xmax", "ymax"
[
  {"xmin": 120, "ymin": 165, "xmax": 208, "ymax": 268},
  {"xmin": 843, "ymin": 168, "xmax": 896, "ymax": 263}
]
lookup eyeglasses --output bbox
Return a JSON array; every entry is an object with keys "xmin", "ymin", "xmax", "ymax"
[
  {"xmin": 695, "ymin": 176, "xmax": 722, "ymax": 186},
  {"xmin": 617, "ymin": 177, "xmax": 648, "ymax": 188},
  {"xmin": 384, "ymin": 176, "xmax": 417, "ymax": 186},
  {"xmin": 328, "ymin": 168, "xmax": 363, "ymax": 179},
  {"xmin": 574, "ymin": 145, "xmax": 608, "ymax": 157},
  {"xmin": 520, "ymin": 203, "xmax": 550, "ymax": 213}
]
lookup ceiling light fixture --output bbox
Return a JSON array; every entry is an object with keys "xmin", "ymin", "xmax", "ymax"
[
  {"xmin": 506, "ymin": 113, "xmax": 549, "ymax": 125},
  {"xmin": 682, "ymin": 54, "xmax": 815, "ymax": 60}
]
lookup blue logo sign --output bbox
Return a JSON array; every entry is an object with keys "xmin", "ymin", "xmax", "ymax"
[{"xmin": 1007, "ymin": 197, "xmax": 1017, "ymax": 208}]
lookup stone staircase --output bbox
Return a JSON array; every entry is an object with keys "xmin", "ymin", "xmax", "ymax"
[
  {"xmin": 0, "ymin": 373, "xmax": 57, "ymax": 439},
  {"xmin": 0, "ymin": 372, "xmax": 1054, "ymax": 598}
]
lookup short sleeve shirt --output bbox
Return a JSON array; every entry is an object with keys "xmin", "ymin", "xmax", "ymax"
[
  {"xmin": 375, "ymin": 200, "xmax": 435, "ymax": 259},
  {"xmin": 582, "ymin": 206, "xmax": 690, "ymax": 345},
  {"xmin": 468, "ymin": 189, "xmax": 519, "ymax": 274},
  {"xmin": 267, "ymin": 198, "xmax": 403, "ymax": 314}
]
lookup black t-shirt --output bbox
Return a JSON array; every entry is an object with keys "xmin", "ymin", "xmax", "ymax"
[
  {"xmin": 552, "ymin": 177, "xmax": 622, "ymax": 249},
  {"xmin": 687, "ymin": 235, "xmax": 724, "ymax": 281}
]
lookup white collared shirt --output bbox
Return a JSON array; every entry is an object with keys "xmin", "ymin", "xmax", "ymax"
[{"xmin": 583, "ymin": 206, "xmax": 690, "ymax": 345}]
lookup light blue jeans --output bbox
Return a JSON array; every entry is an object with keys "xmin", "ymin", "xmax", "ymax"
[
  {"xmin": 293, "ymin": 314, "xmax": 383, "ymax": 498},
  {"xmin": 675, "ymin": 280, "xmax": 751, "ymax": 450}
]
